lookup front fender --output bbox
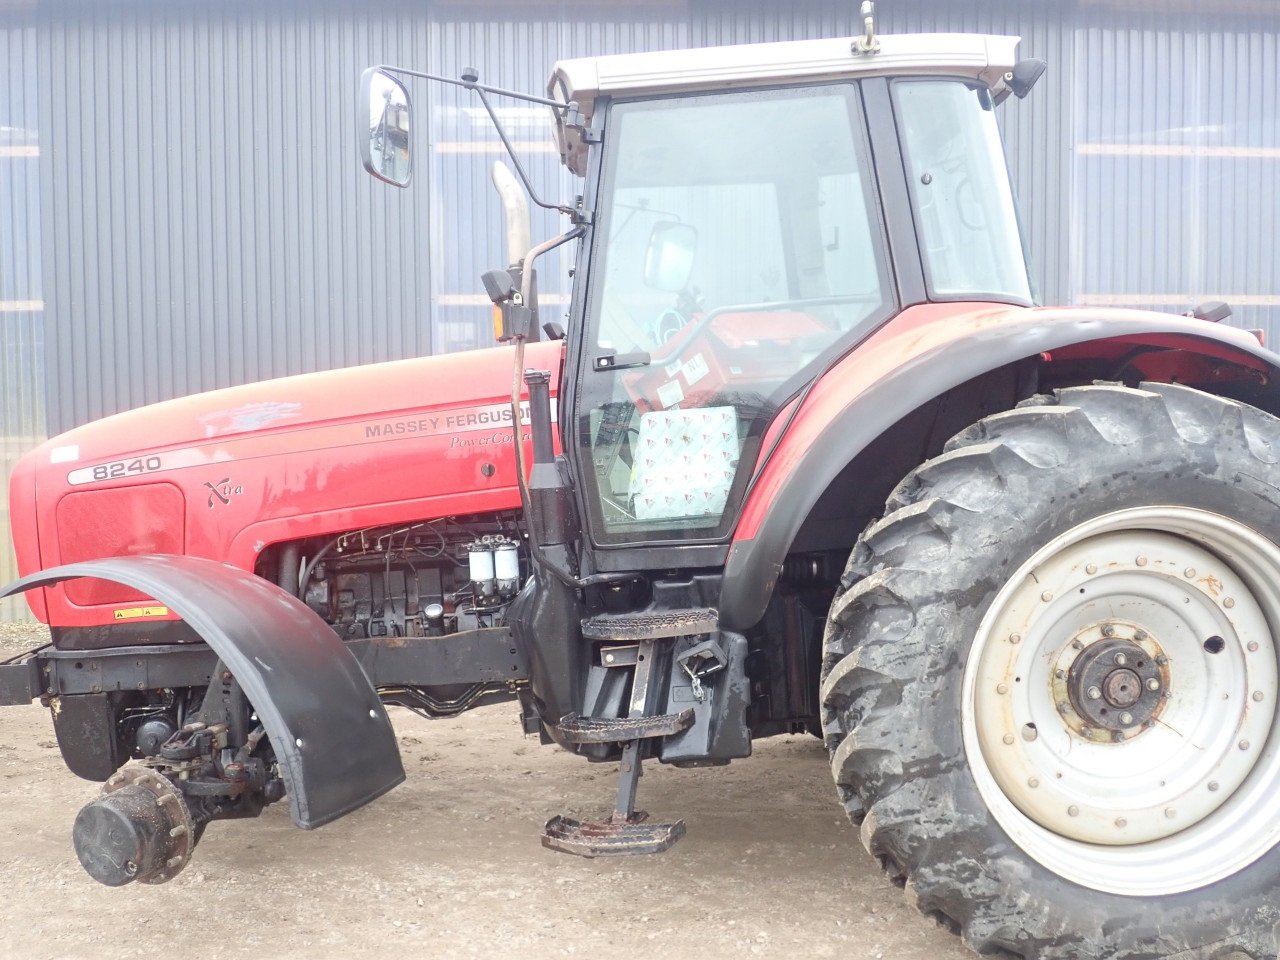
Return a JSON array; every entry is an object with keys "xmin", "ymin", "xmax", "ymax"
[
  {"xmin": 720, "ymin": 304, "xmax": 1280, "ymax": 631},
  {"xmin": 0, "ymin": 555, "xmax": 405, "ymax": 829}
]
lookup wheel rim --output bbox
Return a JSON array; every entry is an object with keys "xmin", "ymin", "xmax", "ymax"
[{"xmin": 962, "ymin": 506, "xmax": 1280, "ymax": 896}]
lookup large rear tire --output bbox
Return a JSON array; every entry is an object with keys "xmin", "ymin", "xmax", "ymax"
[{"xmin": 821, "ymin": 383, "xmax": 1280, "ymax": 958}]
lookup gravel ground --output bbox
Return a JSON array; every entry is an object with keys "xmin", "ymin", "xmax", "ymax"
[{"xmin": 0, "ymin": 622, "xmax": 970, "ymax": 960}]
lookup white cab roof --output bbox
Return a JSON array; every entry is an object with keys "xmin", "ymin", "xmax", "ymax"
[{"xmin": 548, "ymin": 32, "xmax": 1021, "ymax": 174}]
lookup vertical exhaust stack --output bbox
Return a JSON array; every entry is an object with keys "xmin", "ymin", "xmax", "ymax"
[
  {"xmin": 491, "ymin": 161, "xmax": 531, "ymax": 269},
  {"xmin": 491, "ymin": 160, "xmax": 539, "ymax": 340}
]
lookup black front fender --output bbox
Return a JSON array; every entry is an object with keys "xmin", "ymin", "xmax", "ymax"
[{"xmin": 0, "ymin": 555, "xmax": 405, "ymax": 829}]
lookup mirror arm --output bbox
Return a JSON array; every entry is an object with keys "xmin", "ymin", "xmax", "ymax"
[
  {"xmin": 375, "ymin": 64, "xmax": 569, "ymax": 110},
  {"xmin": 373, "ymin": 63, "xmax": 577, "ymax": 218},
  {"xmin": 471, "ymin": 86, "xmax": 576, "ymax": 217},
  {"xmin": 509, "ymin": 224, "xmax": 589, "ymax": 590}
]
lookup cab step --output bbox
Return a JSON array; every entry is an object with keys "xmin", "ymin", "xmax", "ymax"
[
  {"xmin": 553, "ymin": 708, "xmax": 695, "ymax": 744},
  {"xmin": 542, "ymin": 814, "xmax": 685, "ymax": 858},
  {"xmin": 581, "ymin": 607, "xmax": 718, "ymax": 642},
  {"xmin": 542, "ymin": 636, "xmax": 690, "ymax": 858}
]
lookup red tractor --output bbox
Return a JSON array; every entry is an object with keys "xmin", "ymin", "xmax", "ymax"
[{"xmin": 3, "ymin": 12, "xmax": 1279, "ymax": 958}]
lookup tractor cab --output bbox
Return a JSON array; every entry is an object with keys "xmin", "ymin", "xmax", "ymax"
[{"xmin": 546, "ymin": 43, "xmax": 1039, "ymax": 551}]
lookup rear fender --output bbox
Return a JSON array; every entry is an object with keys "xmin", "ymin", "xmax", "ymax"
[
  {"xmin": 720, "ymin": 307, "xmax": 1280, "ymax": 632},
  {"xmin": 0, "ymin": 555, "xmax": 405, "ymax": 829}
]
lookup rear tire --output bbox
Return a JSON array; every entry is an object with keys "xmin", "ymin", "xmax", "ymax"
[{"xmin": 821, "ymin": 383, "xmax": 1280, "ymax": 959}]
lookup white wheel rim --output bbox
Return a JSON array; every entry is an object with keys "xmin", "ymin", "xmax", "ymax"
[{"xmin": 962, "ymin": 506, "xmax": 1280, "ymax": 896}]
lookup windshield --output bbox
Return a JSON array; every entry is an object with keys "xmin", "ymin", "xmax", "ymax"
[
  {"xmin": 894, "ymin": 80, "xmax": 1034, "ymax": 303},
  {"xmin": 577, "ymin": 85, "xmax": 893, "ymax": 545}
]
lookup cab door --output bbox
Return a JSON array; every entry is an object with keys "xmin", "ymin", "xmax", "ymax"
[{"xmin": 571, "ymin": 82, "xmax": 896, "ymax": 553}]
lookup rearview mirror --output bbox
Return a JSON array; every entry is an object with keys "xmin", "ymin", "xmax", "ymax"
[
  {"xmin": 643, "ymin": 222, "xmax": 697, "ymax": 292},
  {"xmin": 359, "ymin": 68, "xmax": 412, "ymax": 187}
]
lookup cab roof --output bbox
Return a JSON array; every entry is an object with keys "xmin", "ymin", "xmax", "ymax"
[{"xmin": 548, "ymin": 32, "xmax": 1021, "ymax": 175}]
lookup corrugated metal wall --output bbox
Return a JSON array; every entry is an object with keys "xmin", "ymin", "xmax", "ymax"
[
  {"xmin": 1071, "ymin": 11, "xmax": 1280, "ymax": 332},
  {"xmin": 0, "ymin": 22, "xmax": 43, "ymax": 622},
  {"xmin": 1, "ymin": 1, "xmax": 1278, "ymax": 621}
]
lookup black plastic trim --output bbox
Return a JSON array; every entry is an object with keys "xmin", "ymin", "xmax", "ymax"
[{"xmin": 860, "ymin": 78, "xmax": 927, "ymax": 307}]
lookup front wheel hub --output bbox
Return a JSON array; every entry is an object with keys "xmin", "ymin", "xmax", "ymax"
[{"xmin": 72, "ymin": 766, "xmax": 198, "ymax": 886}]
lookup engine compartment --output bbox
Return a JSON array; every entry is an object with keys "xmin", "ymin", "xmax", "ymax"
[{"xmin": 281, "ymin": 511, "xmax": 528, "ymax": 641}]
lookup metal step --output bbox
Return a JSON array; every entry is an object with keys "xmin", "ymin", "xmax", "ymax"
[
  {"xmin": 554, "ymin": 707, "xmax": 695, "ymax": 744},
  {"xmin": 542, "ymin": 814, "xmax": 686, "ymax": 857},
  {"xmin": 581, "ymin": 607, "xmax": 718, "ymax": 642}
]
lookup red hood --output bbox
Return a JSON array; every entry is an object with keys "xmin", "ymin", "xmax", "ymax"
[
  {"xmin": 11, "ymin": 340, "xmax": 563, "ymax": 627},
  {"xmin": 38, "ymin": 341, "xmax": 563, "ymax": 466}
]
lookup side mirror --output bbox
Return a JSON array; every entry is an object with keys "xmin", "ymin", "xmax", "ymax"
[
  {"xmin": 643, "ymin": 222, "xmax": 697, "ymax": 292},
  {"xmin": 359, "ymin": 68, "xmax": 412, "ymax": 187},
  {"xmin": 1008, "ymin": 58, "xmax": 1048, "ymax": 100}
]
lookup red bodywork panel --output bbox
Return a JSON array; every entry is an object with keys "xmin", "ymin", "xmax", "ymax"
[
  {"xmin": 734, "ymin": 302, "xmax": 1272, "ymax": 542},
  {"xmin": 10, "ymin": 341, "xmax": 563, "ymax": 628}
]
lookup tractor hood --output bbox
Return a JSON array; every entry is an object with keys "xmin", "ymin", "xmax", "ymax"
[
  {"xmin": 37, "ymin": 341, "xmax": 562, "ymax": 464},
  {"xmin": 11, "ymin": 341, "xmax": 563, "ymax": 626}
]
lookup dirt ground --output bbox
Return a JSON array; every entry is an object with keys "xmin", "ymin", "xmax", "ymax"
[{"xmin": 0, "ymin": 624, "xmax": 969, "ymax": 960}]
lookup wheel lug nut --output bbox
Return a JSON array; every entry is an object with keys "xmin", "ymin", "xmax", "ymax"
[
  {"xmin": 1156, "ymin": 655, "xmax": 1168, "ymax": 666},
  {"xmin": 1115, "ymin": 817, "xmax": 1128, "ymax": 828},
  {"xmin": 1136, "ymin": 555, "xmax": 1148, "ymax": 567},
  {"xmin": 1164, "ymin": 808, "xmax": 1176, "ymax": 819},
  {"xmin": 1134, "ymin": 629, "xmax": 1148, "ymax": 642},
  {"xmin": 1055, "ymin": 669, "xmax": 1066, "ymax": 680},
  {"xmin": 1112, "ymin": 731, "xmax": 1125, "ymax": 742},
  {"xmin": 1071, "ymin": 639, "xmax": 1085, "ymax": 651},
  {"xmin": 1209, "ymin": 781, "xmax": 1220, "ymax": 792},
  {"xmin": 1119, "ymin": 712, "xmax": 1134, "ymax": 725},
  {"xmin": 1249, "ymin": 641, "xmax": 1260, "ymax": 653},
  {"xmin": 1146, "ymin": 677, "xmax": 1160, "ymax": 691},
  {"xmin": 1009, "ymin": 632, "xmax": 1022, "ymax": 644},
  {"xmin": 1114, "ymin": 652, "xmax": 1127, "ymax": 666},
  {"xmin": 1225, "ymin": 597, "xmax": 1236, "ymax": 609},
  {"xmin": 1087, "ymin": 686, "xmax": 1102, "ymax": 700},
  {"xmin": 1184, "ymin": 567, "xmax": 1196, "ymax": 578},
  {"xmin": 996, "ymin": 682, "xmax": 1009, "ymax": 695},
  {"xmin": 1240, "ymin": 740, "xmax": 1251, "ymax": 751},
  {"xmin": 1003, "ymin": 734, "xmax": 1015, "ymax": 745},
  {"xmin": 1254, "ymin": 691, "xmax": 1265, "ymax": 702},
  {"xmin": 1085, "ymin": 563, "xmax": 1097, "ymax": 575},
  {"xmin": 1057, "ymin": 702, "xmax": 1069, "ymax": 714},
  {"xmin": 1102, "ymin": 624, "xmax": 1116, "ymax": 637},
  {"xmin": 1067, "ymin": 805, "xmax": 1080, "ymax": 817},
  {"xmin": 1041, "ymin": 590, "xmax": 1053, "ymax": 602}
]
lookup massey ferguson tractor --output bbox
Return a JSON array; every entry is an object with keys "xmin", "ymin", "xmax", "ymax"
[{"xmin": 4, "ymin": 11, "xmax": 1280, "ymax": 958}]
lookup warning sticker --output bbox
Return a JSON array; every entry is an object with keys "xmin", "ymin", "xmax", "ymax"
[
  {"xmin": 113, "ymin": 606, "xmax": 169, "ymax": 621},
  {"xmin": 656, "ymin": 379, "xmax": 685, "ymax": 409}
]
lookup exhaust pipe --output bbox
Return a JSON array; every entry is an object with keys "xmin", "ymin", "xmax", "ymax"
[{"xmin": 491, "ymin": 160, "xmax": 531, "ymax": 268}]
